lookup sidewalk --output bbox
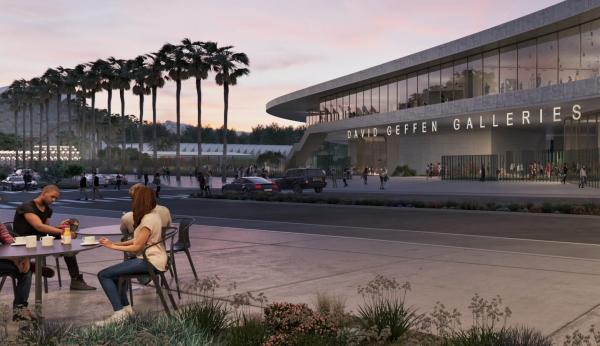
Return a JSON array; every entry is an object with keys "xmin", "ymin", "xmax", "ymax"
[{"xmin": 0, "ymin": 209, "xmax": 598, "ymax": 342}]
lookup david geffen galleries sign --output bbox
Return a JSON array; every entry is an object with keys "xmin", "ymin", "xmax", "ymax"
[{"xmin": 347, "ymin": 104, "xmax": 582, "ymax": 139}]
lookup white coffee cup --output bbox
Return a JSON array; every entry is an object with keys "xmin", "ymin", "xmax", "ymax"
[
  {"xmin": 42, "ymin": 235, "xmax": 54, "ymax": 247},
  {"xmin": 84, "ymin": 236, "xmax": 96, "ymax": 244},
  {"xmin": 14, "ymin": 236, "xmax": 26, "ymax": 245},
  {"xmin": 25, "ymin": 235, "xmax": 37, "ymax": 248}
]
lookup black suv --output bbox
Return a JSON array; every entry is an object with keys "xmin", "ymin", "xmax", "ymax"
[{"xmin": 274, "ymin": 168, "xmax": 327, "ymax": 193}]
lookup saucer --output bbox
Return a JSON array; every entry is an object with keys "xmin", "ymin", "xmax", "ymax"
[
  {"xmin": 81, "ymin": 241, "xmax": 99, "ymax": 246},
  {"xmin": 10, "ymin": 242, "xmax": 26, "ymax": 246}
]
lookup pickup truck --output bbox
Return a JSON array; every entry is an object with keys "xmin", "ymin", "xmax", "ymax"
[{"xmin": 273, "ymin": 168, "xmax": 327, "ymax": 193}]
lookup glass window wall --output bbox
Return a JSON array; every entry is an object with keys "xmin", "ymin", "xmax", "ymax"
[
  {"xmin": 349, "ymin": 91, "xmax": 356, "ymax": 118},
  {"xmin": 467, "ymin": 55, "xmax": 483, "ymax": 98},
  {"xmin": 559, "ymin": 27, "xmax": 581, "ymax": 83},
  {"xmin": 483, "ymin": 50, "xmax": 499, "ymax": 95},
  {"xmin": 363, "ymin": 87, "xmax": 371, "ymax": 115},
  {"xmin": 407, "ymin": 73, "xmax": 417, "ymax": 108},
  {"xmin": 518, "ymin": 39, "xmax": 536, "ymax": 90},
  {"xmin": 581, "ymin": 19, "xmax": 600, "ymax": 79},
  {"xmin": 379, "ymin": 82, "xmax": 388, "ymax": 113},
  {"xmin": 355, "ymin": 89, "xmax": 363, "ymax": 116},
  {"xmin": 388, "ymin": 79, "xmax": 397, "ymax": 112},
  {"xmin": 371, "ymin": 85, "xmax": 379, "ymax": 113},
  {"xmin": 441, "ymin": 63, "xmax": 453, "ymax": 102},
  {"xmin": 417, "ymin": 70, "xmax": 429, "ymax": 106},
  {"xmin": 537, "ymin": 33, "xmax": 558, "ymax": 87},
  {"xmin": 499, "ymin": 45, "xmax": 517, "ymax": 93},
  {"xmin": 398, "ymin": 78, "xmax": 407, "ymax": 109},
  {"xmin": 453, "ymin": 59, "xmax": 467, "ymax": 100},
  {"xmin": 428, "ymin": 67, "xmax": 441, "ymax": 104},
  {"xmin": 343, "ymin": 92, "xmax": 350, "ymax": 119},
  {"xmin": 335, "ymin": 94, "xmax": 343, "ymax": 121}
]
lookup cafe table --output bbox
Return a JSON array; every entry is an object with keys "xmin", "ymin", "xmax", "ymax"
[
  {"xmin": 78, "ymin": 224, "xmax": 123, "ymax": 237},
  {"xmin": 0, "ymin": 239, "xmax": 100, "ymax": 320}
]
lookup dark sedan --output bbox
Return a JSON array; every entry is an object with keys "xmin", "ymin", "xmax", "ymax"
[{"xmin": 222, "ymin": 177, "xmax": 279, "ymax": 193}]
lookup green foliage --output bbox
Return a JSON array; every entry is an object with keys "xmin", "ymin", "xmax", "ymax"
[
  {"xmin": 445, "ymin": 326, "xmax": 551, "ymax": 346},
  {"xmin": 263, "ymin": 302, "xmax": 338, "ymax": 346},
  {"xmin": 0, "ymin": 132, "xmax": 20, "ymax": 150},
  {"xmin": 177, "ymin": 300, "xmax": 230, "ymax": 337},
  {"xmin": 64, "ymin": 164, "xmax": 84, "ymax": 177},
  {"xmin": 391, "ymin": 165, "xmax": 416, "ymax": 177},
  {"xmin": 224, "ymin": 313, "xmax": 268, "ymax": 346},
  {"xmin": 257, "ymin": 151, "xmax": 285, "ymax": 166},
  {"xmin": 356, "ymin": 275, "xmax": 420, "ymax": 342},
  {"xmin": 40, "ymin": 163, "xmax": 66, "ymax": 184}
]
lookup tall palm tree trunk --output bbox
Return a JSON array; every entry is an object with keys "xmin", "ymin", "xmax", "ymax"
[
  {"xmin": 14, "ymin": 109, "xmax": 18, "ymax": 168},
  {"xmin": 79, "ymin": 95, "xmax": 85, "ymax": 161},
  {"xmin": 30, "ymin": 104, "xmax": 34, "ymax": 168},
  {"xmin": 196, "ymin": 78, "xmax": 202, "ymax": 169},
  {"xmin": 138, "ymin": 93, "xmax": 144, "ymax": 172},
  {"xmin": 67, "ymin": 94, "xmax": 72, "ymax": 161},
  {"xmin": 120, "ymin": 88, "xmax": 126, "ymax": 172},
  {"xmin": 176, "ymin": 79, "xmax": 181, "ymax": 185},
  {"xmin": 221, "ymin": 82, "xmax": 229, "ymax": 183},
  {"xmin": 91, "ymin": 93, "xmax": 96, "ymax": 163},
  {"xmin": 107, "ymin": 89, "xmax": 112, "ymax": 168},
  {"xmin": 45, "ymin": 100, "xmax": 50, "ymax": 166},
  {"xmin": 38, "ymin": 103, "xmax": 43, "ymax": 164},
  {"xmin": 152, "ymin": 86, "xmax": 157, "ymax": 172},
  {"xmin": 56, "ymin": 94, "xmax": 61, "ymax": 163},
  {"xmin": 25, "ymin": 104, "xmax": 29, "ymax": 168}
]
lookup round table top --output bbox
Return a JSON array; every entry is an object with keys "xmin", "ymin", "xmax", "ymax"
[
  {"xmin": 0, "ymin": 239, "xmax": 101, "ymax": 258},
  {"xmin": 78, "ymin": 224, "xmax": 122, "ymax": 236}
]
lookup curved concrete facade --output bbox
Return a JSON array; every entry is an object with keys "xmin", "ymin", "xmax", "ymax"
[{"xmin": 267, "ymin": 1, "xmax": 600, "ymax": 174}]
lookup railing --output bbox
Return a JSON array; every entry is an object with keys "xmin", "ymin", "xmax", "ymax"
[{"xmin": 441, "ymin": 149, "xmax": 600, "ymax": 187}]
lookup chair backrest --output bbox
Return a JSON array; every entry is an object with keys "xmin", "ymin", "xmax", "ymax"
[
  {"xmin": 142, "ymin": 227, "xmax": 178, "ymax": 271},
  {"xmin": 2, "ymin": 222, "xmax": 16, "ymax": 237},
  {"xmin": 172, "ymin": 217, "xmax": 194, "ymax": 249}
]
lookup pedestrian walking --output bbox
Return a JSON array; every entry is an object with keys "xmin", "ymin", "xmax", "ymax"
[
  {"xmin": 362, "ymin": 167, "xmax": 368, "ymax": 185},
  {"xmin": 579, "ymin": 165, "xmax": 587, "ymax": 188},
  {"xmin": 342, "ymin": 168, "xmax": 349, "ymax": 187},
  {"xmin": 92, "ymin": 172, "xmax": 103, "ymax": 200},
  {"xmin": 329, "ymin": 168, "xmax": 337, "ymax": 188},
  {"xmin": 153, "ymin": 173, "xmax": 161, "ymax": 199},
  {"xmin": 143, "ymin": 173, "xmax": 149, "ymax": 186},
  {"xmin": 78, "ymin": 173, "xmax": 88, "ymax": 200},
  {"xmin": 379, "ymin": 167, "xmax": 388, "ymax": 190},
  {"xmin": 205, "ymin": 171, "xmax": 212, "ymax": 196},
  {"xmin": 23, "ymin": 171, "xmax": 32, "ymax": 191},
  {"xmin": 198, "ymin": 173, "xmax": 206, "ymax": 196},
  {"xmin": 480, "ymin": 163, "xmax": 486, "ymax": 182},
  {"xmin": 115, "ymin": 173, "xmax": 122, "ymax": 190},
  {"xmin": 561, "ymin": 164, "xmax": 568, "ymax": 184}
]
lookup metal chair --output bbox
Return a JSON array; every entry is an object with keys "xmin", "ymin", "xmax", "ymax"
[
  {"xmin": 0, "ymin": 274, "xmax": 17, "ymax": 296},
  {"xmin": 169, "ymin": 217, "xmax": 197, "ymax": 299},
  {"xmin": 3, "ymin": 222, "xmax": 62, "ymax": 292},
  {"xmin": 117, "ymin": 228, "xmax": 179, "ymax": 316}
]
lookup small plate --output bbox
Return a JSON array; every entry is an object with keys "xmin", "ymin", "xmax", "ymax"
[
  {"xmin": 10, "ymin": 242, "xmax": 26, "ymax": 246},
  {"xmin": 60, "ymin": 241, "xmax": 73, "ymax": 245},
  {"xmin": 81, "ymin": 241, "xmax": 100, "ymax": 246}
]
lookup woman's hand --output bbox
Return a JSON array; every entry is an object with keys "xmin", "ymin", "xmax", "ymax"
[{"xmin": 99, "ymin": 237, "xmax": 113, "ymax": 249}]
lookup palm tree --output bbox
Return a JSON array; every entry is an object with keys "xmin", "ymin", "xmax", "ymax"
[
  {"xmin": 98, "ymin": 59, "xmax": 119, "ymax": 168},
  {"xmin": 28, "ymin": 77, "xmax": 47, "ymax": 166},
  {"xmin": 44, "ymin": 68, "xmax": 63, "ymax": 163},
  {"xmin": 183, "ymin": 39, "xmax": 216, "ymax": 168},
  {"xmin": 58, "ymin": 67, "xmax": 78, "ymax": 161},
  {"xmin": 145, "ymin": 51, "xmax": 167, "ymax": 171},
  {"xmin": 108, "ymin": 57, "xmax": 132, "ymax": 171},
  {"xmin": 130, "ymin": 55, "xmax": 151, "ymax": 168},
  {"xmin": 161, "ymin": 43, "xmax": 190, "ymax": 184},
  {"xmin": 84, "ymin": 61, "xmax": 104, "ymax": 162},
  {"xmin": 1, "ymin": 80, "xmax": 25, "ymax": 167},
  {"xmin": 72, "ymin": 64, "xmax": 87, "ymax": 161},
  {"xmin": 211, "ymin": 45, "xmax": 250, "ymax": 182}
]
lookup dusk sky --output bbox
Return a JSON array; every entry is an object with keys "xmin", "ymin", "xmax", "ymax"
[{"xmin": 0, "ymin": 0, "xmax": 561, "ymax": 131}]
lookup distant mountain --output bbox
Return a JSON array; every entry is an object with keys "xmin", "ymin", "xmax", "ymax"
[{"xmin": 162, "ymin": 120, "xmax": 248, "ymax": 135}]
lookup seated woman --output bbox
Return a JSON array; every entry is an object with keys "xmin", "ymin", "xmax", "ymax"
[{"xmin": 96, "ymin": 186, "xmax": 167, "ymax": 326}]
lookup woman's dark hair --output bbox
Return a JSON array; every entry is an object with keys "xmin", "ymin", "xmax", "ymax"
[{"xmin": 132, "ymin": 186, "xmax": 157, "ymax": 228}]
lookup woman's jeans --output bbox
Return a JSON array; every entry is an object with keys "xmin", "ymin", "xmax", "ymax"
[
  {"xmin": 98, "ymin": 258, "xmax": 149, "ymax": 311},
  {"xmin": 0, "ymin": 260, "xmax": 31, "ymax": 309}
]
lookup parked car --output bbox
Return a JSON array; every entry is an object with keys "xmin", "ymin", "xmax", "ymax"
[
  {"xmin": 273, "ymin": 168, "xmax": 327, "ymax": 193},
  {"xmin": 1, "ymin": 174, "xmax": 37, "ymax": 191},
  {"xmin": 85, "ymin": 174, "xmax": 109, "ymax": 187},
  {"xmin": 222, "ymin": 177, "xmax": 279, "ymax": 194},
  {"xmin": 105, "ymin": 174, "xmax": 128, "ymax": 186},
  {"xmin": 14, "ymin": 168, "xmax": 40, "ymax": 180}
]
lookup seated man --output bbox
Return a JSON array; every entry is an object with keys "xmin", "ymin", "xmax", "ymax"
[
  {"xmin": 0, "ymin": 223, "xmax": 33, "ymax": 320},
  {"xmin": 120, "ymin": 183, "xmax": 172, "ymax": 236},
  {"xmin": 13, "ymin": 185, "xmax": 96, "ymax": 291}
]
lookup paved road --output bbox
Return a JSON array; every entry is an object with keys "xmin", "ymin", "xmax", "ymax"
[{"xmin": 2, "ymin": 188, "xmax": 599, "ymax": 246}]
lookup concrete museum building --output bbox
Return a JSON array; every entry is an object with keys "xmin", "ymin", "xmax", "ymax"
[{"xmin": 267, "ymin": 1, "xmax": 600, "ymax": 182}]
